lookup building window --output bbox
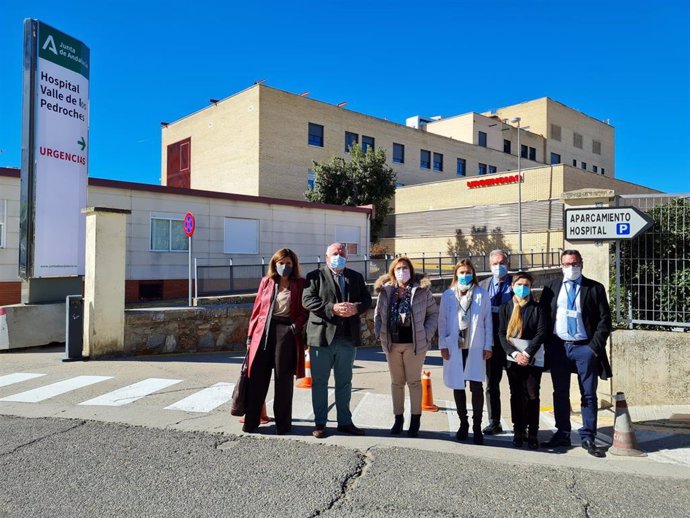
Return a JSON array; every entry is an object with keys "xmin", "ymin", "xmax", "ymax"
[
  {"xmin": 488, "ymin": 165, "xmax": 497, "ymax": 174},
  {"xmin": 457, "ymin": 158, "xmax": 466, "ymax": 176},
  {"xmin": 150, "ymin": 216, "xmax": 188, "ymax": 252},
  {"xmin": 308, "ymin": 122, "xmax": 324, "ymax": 147},
  {"xmin": 550, "ymin": 152, "xmax": 561, "ymax": 164},
  {"xmin": 224, "ymin": 217, "xmax": 259, "ymax": 254},
  {"xmin": 433, "ymin": 152, "xmax": 444, "ymax": 172},
  {"xmin": 551, "ymin": 124, "xmax": 562, "ymax": 141},
  {"xmin": 503, "ymin": 139, "xmax": 511, "ymax": 154},
  {"xmin": 478, "ymin": 131, "xmax": 487, "ymax": 147},
  {"xmin": 593, "ymin": 165, "xmax": 598, "ymax": 173},
  {"xmin": 166, "ymin": 137, "xmax": 191, "ymax": 189},
  {"xmin": 601, "ymin": 167, "xmax": 606, "ymax": 175},
  {"xmin": 581, "ymin": 162, "xmax": 587, "ymax": 170},
  {"xmin": 593, "ymin": 140, "xmax": 602, "ymax": 155},
  {"xmin": 478, "ymin": 163, "xmax": 487, "ymax": 176},
  {"xmin": 573, "ymin": 132, "xmax": 583, "ymax": 149},
  {"xmin": 572, "ymin": 159, "xmax": 577, "ymax": 166},
  {"xmin": 345, "ymin": 132, "xmax": 358, "ymax": 152},
  {"xmin": 521, "ymin": 145, "xmax": 528, "ymax": 159},
  {"xmin": 362, "ymin": 135, "xmax": 375, "ymax": 152},
  {"xmin": 336, "ymin": 225, "xmax": 360, "ymax": 256},
  {"xmin": 393, "ymin": 143, "xmax": 405, "ymax": 164},
  {"xmin": 307, "ymin": 169, "xmax": 315, "ymax": 190},
  {"xmin": 420, "ymin": 149, "xmax": 431, "ymax": 169},
  {"xmin": 529, "ymin": 147, "xmax": 536, "ymax": 161}
]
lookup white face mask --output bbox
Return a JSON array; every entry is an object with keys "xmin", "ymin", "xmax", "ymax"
[
  {"xmin": 563, "ymin": 266, "xmax": 582, "ymax": 281},
  {"xmin": 394, "ymin": 268, "xmax": 411, "ymax": 283},
  {"xmin": 491, "ymin": 264, "xmax": 508, "ymax": 279}
]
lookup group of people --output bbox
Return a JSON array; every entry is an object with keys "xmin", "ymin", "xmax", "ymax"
[{"xmin": 242, "ymin": 243, "xmax": 612, "ymax": 458}]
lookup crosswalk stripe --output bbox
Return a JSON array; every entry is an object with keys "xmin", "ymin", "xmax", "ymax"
[
  {"xmin": 0, "ymin": 373, "xmax": 47, "ymax": 388},
  {"xmin": 165, "ymin": 382, "xmax": 234, "ymax": 413},
  {"xmin": 267, "ymin": 388, "xmax": 334, "ymax": 420},
  {"xmin": 79, "ymin": 378, "xmax": 183, "ymax": 407},
  {"xmin": 444, "ymin": 400, "xmax": 459, "ymax": 437},
  {"xmin": 351, "ymin": 392, "xmax": 410, "ymax": 429},
  {"xmin": 0, "ymin": 375, "xmax": 113, "ymax": 402}
]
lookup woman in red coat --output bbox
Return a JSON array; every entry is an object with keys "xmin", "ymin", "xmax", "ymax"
[{"xmin": 243, "ymin": 248, "xmax": 308, "ymax": 434}]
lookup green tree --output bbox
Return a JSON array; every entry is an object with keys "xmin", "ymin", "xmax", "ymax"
[{"xmin": 305, "ymin": 143, "xmax": 396, "ymax": 242}]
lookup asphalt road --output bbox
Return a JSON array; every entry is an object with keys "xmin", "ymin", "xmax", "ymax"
[{"xmin": 1, "ymin": 415, "xmax": 688, "ymax": 518}]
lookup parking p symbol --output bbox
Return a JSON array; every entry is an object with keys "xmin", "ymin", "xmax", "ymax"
[{"xmin": 616, "ymin": 223, "xmax": 631, "ymax": 235}]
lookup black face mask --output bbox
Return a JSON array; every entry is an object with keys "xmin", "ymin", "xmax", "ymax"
[{"xmin": 277, "ymin": 264, "xmax": 292, "ymax": 278}]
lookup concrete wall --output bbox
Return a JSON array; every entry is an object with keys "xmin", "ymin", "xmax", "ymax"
[{"xmin": 609, "ymin": 330, "xmax": 690, "ymax": 405}]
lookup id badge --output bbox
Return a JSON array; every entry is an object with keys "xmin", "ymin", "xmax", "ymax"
[
  {"xmin": 565, "ymin": 309, "xmax": 579, "ymax": 318},
  {"xmin": 461, "ymin": 312, "xmax": 471, "ymax": 326}
]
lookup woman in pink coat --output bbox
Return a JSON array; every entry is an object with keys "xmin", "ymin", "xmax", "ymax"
[{"xmin": 244, "ymin": 248, "xmax": 308, "ymax": 434}]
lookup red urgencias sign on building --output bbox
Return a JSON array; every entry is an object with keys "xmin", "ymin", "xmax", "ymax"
[{"xmin": 467, "ymin": 174, "xmax": 522, "ymax": 189}]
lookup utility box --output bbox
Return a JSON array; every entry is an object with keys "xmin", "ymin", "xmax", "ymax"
[{"xmin": 64, "ymin": 295, "xmax": 84, "ymax": 361}]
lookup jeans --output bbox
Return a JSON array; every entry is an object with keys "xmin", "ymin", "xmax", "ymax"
[{"xmin": 310, "ymin": 337, "xmax": 356, "ymax": 426}]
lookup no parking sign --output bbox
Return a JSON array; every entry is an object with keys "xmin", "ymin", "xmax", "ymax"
[{"xmin": 183, "ymin": 212, "xmax": 195, "ymax": 237}]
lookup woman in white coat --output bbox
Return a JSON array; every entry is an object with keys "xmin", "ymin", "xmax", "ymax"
[{"xmin": 438, "ymin": 259, "xmax": 493, "ymax": 444}]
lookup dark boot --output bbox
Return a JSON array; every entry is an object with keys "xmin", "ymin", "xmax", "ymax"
[
  {"xmin": 407, "ymin": 414, "xmax": 421, "ymax": 438},
  {"xmin": 473, "ymin": 425, "xmax": 484, "ymax": 445},
  {"xmin": 456, "ymin": 418, "xmax": 469, "ymax": 441},
  {"xmin": 390, "ymin": 415, "xmax": 404, "ymax": 435}
]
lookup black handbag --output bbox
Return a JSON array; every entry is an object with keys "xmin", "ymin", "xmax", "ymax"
[{"xmin": 230, "ymin": 353, "xmax": 249, "ymax": 416}]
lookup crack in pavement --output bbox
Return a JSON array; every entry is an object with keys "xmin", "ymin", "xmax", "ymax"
[
  {"xmin": 309, "ymin": 445, "xmax": 376, "ymax": 517},
  {"xmin": 165, "ymin": 413, "xmax": 214, "ymax": 429},
  {"xmin": 569, "ymin": 472, "xmax": 592, "ymax": 518},
  {"xmin": 0, "ymin": 420, "xmax": 87, "ymax": 458}
]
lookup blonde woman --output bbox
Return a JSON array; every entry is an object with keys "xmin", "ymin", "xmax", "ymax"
[
  {"xmin": 374, "ymin": 257, "xmax": 438, "ymax": 437},
  {"xmin": 438, "ymin": 259, "xmax": 493, "ymax": 444},
  {"xmin": 498, "ymin": 271, "xmax": 547, "ymax": 449}
]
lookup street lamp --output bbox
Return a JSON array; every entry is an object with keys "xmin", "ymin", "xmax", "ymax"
[{"xmin": 511, "ymin": 117, "xmax": 524, "ymax": 270}]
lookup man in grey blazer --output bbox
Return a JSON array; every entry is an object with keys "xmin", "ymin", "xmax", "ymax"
[
  {"xmin": 302, "ymin": 242, "xmax": 372, "ymax": 438},
  {"xmin": 478, "ymin": 249, "xmax": 513, "ymax": 435}
]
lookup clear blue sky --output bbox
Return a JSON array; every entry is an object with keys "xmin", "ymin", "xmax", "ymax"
[{"xmin": 2, "ymin": 0, "xmax": 689, "ymax": 192}]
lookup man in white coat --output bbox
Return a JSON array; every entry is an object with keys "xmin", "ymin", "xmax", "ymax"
[{"xmin": 438, "ymin": 259, "xmax": 493, "ymax": 444}]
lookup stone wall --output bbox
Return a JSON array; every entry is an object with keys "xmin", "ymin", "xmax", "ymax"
[
  {"xmin": 125, "ymin": 304, "xmax": 378, "ymax": 356},
  {"xmin": 609, "ymin": 329, "xmax": 690, "ymax": 405}
]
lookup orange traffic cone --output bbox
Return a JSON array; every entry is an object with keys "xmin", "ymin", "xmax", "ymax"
[
  {"xmin": 296, "ymin": 348, "xmax": 312, "ymax": 388},
  {"xmin": 421, "ymin": 371, "xmax": 439, "ymax": 412},
  {"xmin": 239, "ymin": 402, "xmax": 271, "ymax": 425},
  {"xmin": 609, "ymin": 392, "xmax": 646, "ymax": 457}
]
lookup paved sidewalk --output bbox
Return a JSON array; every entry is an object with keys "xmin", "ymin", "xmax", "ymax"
[{"xmin": 1, "ymin": 345, "xmax": 689, "ymax": 479}]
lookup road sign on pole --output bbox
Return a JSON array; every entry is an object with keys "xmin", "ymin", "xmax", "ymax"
[
  {"xmin": 564, "ymin": 207, "xmax": 653, "ymax": 241},
  {"xmin": 184, "ymin": 212, "xmax": 195, "ymax": 306}
]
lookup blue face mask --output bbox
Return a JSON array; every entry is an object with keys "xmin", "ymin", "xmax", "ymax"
[
  {"xmin": 329, "ymin": 254, "xmax": 346, "ymax": 270},
  {"xmin": 514, "ymin": 285, "xmax": 531, "ymax": 299},
  {"xmin": 457, "ymin": 273, "xmax": 473, "ymax": 286},
  {"xmin": 491, "ymin": 264, "xmax": 508, "ymax": 279}
]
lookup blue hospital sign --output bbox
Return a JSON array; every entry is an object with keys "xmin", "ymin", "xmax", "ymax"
[{"xmin": 564, "ymin": 207, "xmax": 653, "ymax": 241}]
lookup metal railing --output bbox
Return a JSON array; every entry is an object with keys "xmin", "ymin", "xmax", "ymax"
[
  {"xmin": 195, "ymin": 250, "xmax": 562, "ymax": 298},
  {"xmin": 614, "ymin": 193, "xmax": 690, "ymax": 329}
]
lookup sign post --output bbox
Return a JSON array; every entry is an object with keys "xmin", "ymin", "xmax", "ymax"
[
  {"xmin": 20, "ymin": 19, "xmax": 90, "ymax": 302},
  {"xmin": 564, "ymin": 207, "xmax": 653, "ymax": 241},
  {"xmin": 183, "ymin": 212, "xmax": 196, "ymax": 306}
]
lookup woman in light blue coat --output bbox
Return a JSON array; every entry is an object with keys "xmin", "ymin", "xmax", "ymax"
[{"xmin": 438, "ymin": 259, "xmax": 493, "ymax": 444}]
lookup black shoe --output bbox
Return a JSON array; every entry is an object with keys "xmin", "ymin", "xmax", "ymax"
[
  {"xmin": 390, "ymin": 415, "xmax": 404, "ymax": 435},
  {"xmin": 456, "ymin": 419, "xmax": 469, "ymax": 441},
  {"xmin": 473, "ymin": 426, "xmax": 484, "ymax": 445},
  {"xmin": 527, "ymin": 436, "xmax": 539, "ymax": 450},
  {"xmin": 582, "ymin": 439, "xmax": 605, "ymax": 458},
  {"xmin": 483, "ymin": 421, "xmax": 503, "ymax": 435},
  {"xmin": 337, "ymin": 423, "xmax": 366, "ymax": 436},
  {"xmin": 512, "ymin": 433, "xmax": 525, "ymax": 448},
  {"xmin": 242, "ymin": 424, "xmax": 258, "ymax": 434},
  {"xmin": 407, "ymin": 414, "xmax": 421, "ymax": 438},
  {"xmin": 541, "ymin": 434, "xmax": 572, "ymax": 448}
]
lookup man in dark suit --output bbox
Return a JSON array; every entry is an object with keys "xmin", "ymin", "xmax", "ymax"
[
  {"xmin": 303, "ymin": 242, "xmax": 372, "ymax": 438},
  {"xmin": 478, "ymin": 249, "xmax": 513, "ymax": 435},
  {"xmin": 539, "ymin": 249, "xmax": 612, "ymax": 458}
]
